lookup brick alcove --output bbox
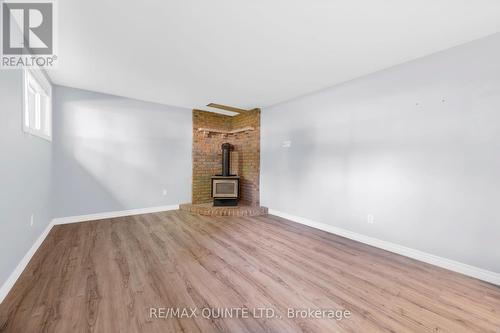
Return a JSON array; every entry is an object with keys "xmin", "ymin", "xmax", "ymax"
[{"xmin": 191, "ymin": 109, "xmax": 261, "ymax": 206}]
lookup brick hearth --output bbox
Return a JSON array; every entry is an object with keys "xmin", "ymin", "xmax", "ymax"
[{"xmin": 179, "ymin": 203, "xmax": 268, "ymax": 217}]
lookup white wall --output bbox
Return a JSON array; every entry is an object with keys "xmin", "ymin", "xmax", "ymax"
[
  {"xmin": 0, "ymin": 71, "xmax": 53, "ymax": 287},
  {"xmin": 262, "ymin": 33, "xmax": 500, "ymax": 273},
  {"xmin": 52, "ymin": 86, "xmax": 191, "ymax": 218}
]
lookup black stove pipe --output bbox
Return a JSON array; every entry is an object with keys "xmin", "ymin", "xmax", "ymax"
[{"xmin": 221, "ymin": 143, "xmax": 231, "ymax": 176}]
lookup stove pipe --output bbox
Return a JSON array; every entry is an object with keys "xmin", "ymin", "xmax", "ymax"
[{"xmin": 221, "ymin": 143, "xmax": 232, "ymax": 176}]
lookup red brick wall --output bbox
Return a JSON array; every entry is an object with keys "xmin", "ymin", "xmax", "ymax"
[{"xmin": 192, "ymin": 109, "xmax": 260, "ymax": 205}]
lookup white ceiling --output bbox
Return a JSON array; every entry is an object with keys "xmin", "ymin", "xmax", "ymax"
[{"xmin": 47, "ymin": 0, "xmax": 500, "ymax": 110}]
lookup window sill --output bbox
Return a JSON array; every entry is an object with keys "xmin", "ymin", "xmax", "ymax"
[{"xmin": 23, "ymin": 128, "xmax": 52, "ymax": 142}]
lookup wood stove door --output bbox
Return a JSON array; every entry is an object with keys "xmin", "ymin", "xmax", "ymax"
[{"xmin": 212, "ymin": 179, "xmax": 238, "ymax": 198}]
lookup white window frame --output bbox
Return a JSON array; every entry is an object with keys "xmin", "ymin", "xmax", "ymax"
[{"xmin": 23, "ymin": 69, "xmax": 52, "ymax": 141}]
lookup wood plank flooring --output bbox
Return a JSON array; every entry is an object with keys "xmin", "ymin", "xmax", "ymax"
[{"xmin": 1, "ymin": 210, "xmax": 499, "ymax": 332}]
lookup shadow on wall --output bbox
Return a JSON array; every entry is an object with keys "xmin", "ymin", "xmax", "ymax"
[
  {"xmin": 263, "ymin": 117, "xmax": 444, "ymax": 225},
  {"xmin": 263, "ymin": 127, "xmax": 320, "ymax": 197},
  {"xmin": 53, "ymin": 141, "xmax": 124, "ymax": 216},
  {"xmin": 261, "ymin": 75, "xmax": 500, "ymax": 273},
  {"xmin": 52, "ymin": 86, "xmax": 191, "ymax": 218}
]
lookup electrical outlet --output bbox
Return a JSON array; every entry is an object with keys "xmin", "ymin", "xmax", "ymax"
[
  {"xmin": 367, "ymin": 214, "xmax": 374, "ymax": 224},
  {"xmin": 162, "ymin": 189, "xmax": 168, "ymax": 196},
  {"xmin": 282, "ymin": 140, "xmax": 292, "ymax": 148},
  {"xmin": 30, "ymin": 214, "xmax": 35, "ymax": 227}
]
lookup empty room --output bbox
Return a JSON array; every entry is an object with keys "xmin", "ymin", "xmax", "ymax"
[{"xmin": 1, "ymin": 0, "xmax": 500, "ymax": 332}]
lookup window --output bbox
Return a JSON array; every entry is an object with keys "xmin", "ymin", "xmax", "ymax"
[{"xmin": 23, "ymin": 69, "xmax": 52, "ymax": 141}]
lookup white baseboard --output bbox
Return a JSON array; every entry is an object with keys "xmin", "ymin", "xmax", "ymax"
[
  {"xmin": 52, "ymin": 204, "xmax": 180, "ymax": 225},
  {"xmin": 0, "ymin": 204, "xmax": 180, "ymax": 304},
  {"xmin": 0, "ymin": 220, "xmax": 55, "ymax": 304},
  {"xmin": 269, "ymin": 209, "xmax": 500, "ymax": 286}
]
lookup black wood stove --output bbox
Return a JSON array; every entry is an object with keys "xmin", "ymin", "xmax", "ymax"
[{"xmin": 211, "ymin": 143, "xmax": 239, "ymax": 206}]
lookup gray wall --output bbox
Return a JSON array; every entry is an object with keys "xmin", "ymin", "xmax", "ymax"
[
  {"xmin": 0, "ymin": 71, "xmax": 53, "ymax": 287},
  {"xmin": 53, "ymin": 86, "xmax": 191, "ymax": 217},
  {"xmin": 261, "ymin": 33, "xmax": 500, "ymax": 273}
]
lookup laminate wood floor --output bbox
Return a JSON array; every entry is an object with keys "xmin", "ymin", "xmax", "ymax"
[{"xmin": 1, "ymin": 211, "xmax": 499, "ymax": 332}]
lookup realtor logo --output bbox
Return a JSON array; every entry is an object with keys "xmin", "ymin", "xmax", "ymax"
[{"xmin": 1, "ymin": 0, "xmax": 57, "ymax": 68}]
